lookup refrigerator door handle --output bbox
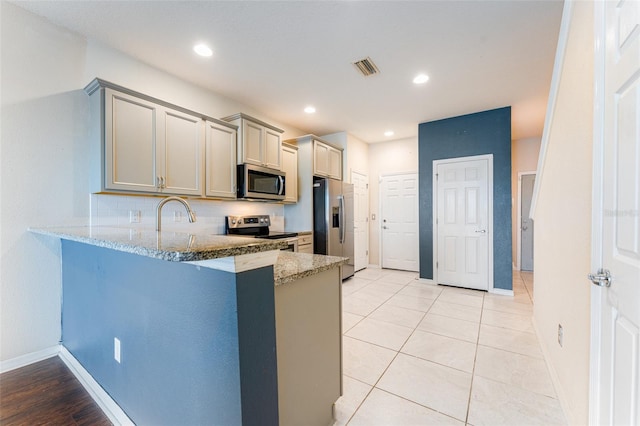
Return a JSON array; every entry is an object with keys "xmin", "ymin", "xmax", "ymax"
[{"xmin": 339, "ymin": 195, "xmax": 345, "ymax": 244}]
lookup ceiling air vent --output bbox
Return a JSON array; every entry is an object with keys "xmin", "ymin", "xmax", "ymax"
[{"xmin": 353, "ymin": 57, "xmax": 380, "ymax": 77}]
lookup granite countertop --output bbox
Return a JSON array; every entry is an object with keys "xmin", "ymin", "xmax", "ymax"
[
  {"xmin": 29, "ymin": 226, "xmax": 287, "ymax": 262},
  {"xmin": 274, "ymin": 252, "xmax": 347, "ymax": 286}
]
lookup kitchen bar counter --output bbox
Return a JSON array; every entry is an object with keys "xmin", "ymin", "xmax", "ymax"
[
  {"xmin": 29, "ymin": 226, "xmax": 287, "ymax": 262},
  {"xmin": 31, "ymin": 225, "xmax": 343, "ymax": 425}
]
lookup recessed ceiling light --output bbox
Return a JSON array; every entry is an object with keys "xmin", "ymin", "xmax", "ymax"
[
  {"xmin": 304, "ymin": 106, "xmax": 316, "ymax": 114},
  {"xmin": 413, "ymin": 73, "xmax": 429, "ymax": 84},
  {"xmin": 193, "ymin": 43, "xmax": 213, "ymax": 57},
  {"xmin": 384, "ymin": 130, "xmax": 395, "ymax": 137}
]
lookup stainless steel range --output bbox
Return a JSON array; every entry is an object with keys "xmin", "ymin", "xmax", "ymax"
[{"xmin": 225, "ymin": 215, "xmax": 299, "ymax": 251}]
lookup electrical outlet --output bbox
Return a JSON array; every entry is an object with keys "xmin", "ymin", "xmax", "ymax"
[
  {"xmin": 558, "ymin": 324, "xmax": 563, "ymax": 347},
  {"xmin": 173, "ymin": 211, "xmax": 182, "ymax": 222},
  {"xmin": 114, "ymin": 337, "xmax": 121, "ymax": 363},
  {"xmin": 129, "ymin": 210, "xmax": 141, "ymax": 223}
]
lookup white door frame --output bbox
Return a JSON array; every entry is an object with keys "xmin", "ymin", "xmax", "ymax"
[
  {"xmin": 433, "ymin": 154, "xmax": 494, "ymax": 292},
  {"xmin": 379, "ymin": 171, "xmax": 418, "ymax": 270},
  {"xmin": 517, "ymin": 171, "xmax": 537, "ymax": 271}
]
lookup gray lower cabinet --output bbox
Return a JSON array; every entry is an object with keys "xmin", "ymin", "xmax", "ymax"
[{"xmin": 275, "ymin": 267, "xmax": 342, "ymax": 426}]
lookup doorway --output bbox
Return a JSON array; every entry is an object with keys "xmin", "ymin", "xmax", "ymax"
[
  {"xmin": 380, "ymin": 173, "xmax": 419, "ymax": 272},
  {"xmin": 351, "ymin": 171, "xmax": 369, "ymax": 272},
  {"xmin": 433, "ymin": 155, "xmax": 493, "ymax": 291},
  {"xmin": 590, "ymin": 1, "xmax": 640, "ymax": 423},
  {"xmin": 518, "ymin": 172, "xmax": 536, "ymax": 271}
]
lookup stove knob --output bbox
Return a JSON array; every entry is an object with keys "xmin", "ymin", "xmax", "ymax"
[
  {"xmin": 231, "ymin": 219, "xmax": 236, "ymax": 225},
  {"xmin": 260, "ymin": 218, "xmax": 265, "ymax": 223},
  {"xmin": 238, "ymin": 219, "xmax": 242, "ymax": 224}
]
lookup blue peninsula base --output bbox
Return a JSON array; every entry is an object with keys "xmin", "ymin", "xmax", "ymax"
[{"xmin": 61, "ymin": 240, "xmax": 279, "ymax": 425}]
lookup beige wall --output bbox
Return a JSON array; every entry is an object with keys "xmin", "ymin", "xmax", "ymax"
[
  {"xmin": 531, "ymin": 1, "xmax": 592, "ymax": 424},
  {"xmin": 368, "ymin": 137, "xmax": 418, "ymax": 266},
  {"xmin": 0, "ymin": 3, "xmax": 306, "ymax": 364},
  {"xmin": 511, "ymin": 137, "xmax": 542, "ymax": 266}
]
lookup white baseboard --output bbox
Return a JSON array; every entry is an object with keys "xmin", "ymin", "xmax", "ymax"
[
  {"xmin": 366, "ymin": 264, "xmax": 381, "ymax": 269},
  {"xmin": 489, "ymin": 287, "xmax": 515, "ymax": 296},
  {"xmin": 532, "ymin": 321, "xmax": 574, "ymax": 425},
  {"xmin": 59, "ymin": 347, "xmax": 134, "ymax": 426},
  {"xmin": 0, "ymin": 345, "xmax": 59, "ymax": 373}
]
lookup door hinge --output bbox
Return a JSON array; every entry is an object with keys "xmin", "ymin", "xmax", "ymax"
[
  {"xmin": 436, "ymin": 173, "xmax": 439, "ymax": 180},
  {"xmin": 436, "ymin": 261, "xmax": 438, "ymax": 268},
  {"xmin": 366, "ymin": 183, "xmax": 369, "ymax": 189},
  {"xmin": 436, "ymin": 218, "xmax": 438, "ymax": 224},
  {"xmin": 366, "ymin": 250, "xmax": 369, "ymax": 255}
]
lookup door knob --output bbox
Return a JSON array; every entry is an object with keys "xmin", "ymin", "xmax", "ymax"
[
  {"xmin": 588, "ymin": 269, "xmax": 612, "ymax": 287},
  {"xmin": 522, "ymin": 226, "xmax": 528, "ymax": 231},
  {"xmin": 475, "ymin": 230, "xmax": 486, "ymax": 233},
  {"xmin": 382, "ymin": 226, "xmax": 388, "ymax": 229}
]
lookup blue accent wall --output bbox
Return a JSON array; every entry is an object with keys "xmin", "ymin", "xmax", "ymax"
[
  {"xmin": 418, "ymin": 107, "xmax": 512, "ymax": 290},
  {"xmin": 61, "ymin": 240, "xmax": 279, "ymax": 425}
]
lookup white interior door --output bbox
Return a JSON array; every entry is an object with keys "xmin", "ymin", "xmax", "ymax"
[
  {"xmin": 520, "ymin": 173, "xmax": 536, "ymax": 271},
  {"xmin": 435, "ymin": 156, "xmax": 492, "ymax": 291},
  {"xmin": 591, "ymin": 2, "xmax": 640, "ymax": 424},
  {"xmin": 380, "ymin": 173, "xmax": 419, "ymax": 272},
  {"xmin": 352, "ymin": 171, "xmax": 369, "ymax": 272}
]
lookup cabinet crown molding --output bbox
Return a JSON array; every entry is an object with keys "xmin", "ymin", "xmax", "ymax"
[
  {"xmin": 284, "ymin": 134, "xmax": 343, "ymax": 152},
  {"xmin": 221, "ymin": 113, "xmax": 284, "ymax": 134},
  {"xmin": 83, "ymin": 78, "xmax": 237, "ymax": 130}
]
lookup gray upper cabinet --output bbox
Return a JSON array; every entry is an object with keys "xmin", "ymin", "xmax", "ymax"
[
  {"xmin": 281, "ymin": 143, "xmax": 298, "ymax": 203},
  {"xmin": 102, "ymin": 88, "xmax": 203, "ymax": 195},
  {"xmin": 223, "ymin": 113, "xmax": 284, "ymax": 170},
  {"xmin": 205, "ymin": 120, "xmax": 237, "ymax": 199},
  {"xmin": 313, "ymin": 139, "xmax": 342, "ymax": 181},
  {"xmin": 85, "ymin": 78, "xmax": 237, "ymax": 198}
]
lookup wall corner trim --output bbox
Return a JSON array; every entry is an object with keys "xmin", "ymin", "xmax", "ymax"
[
  {"xmin": 488, "ymin": 288, "xmax": 515, "ymax": 297},
  {"xmin": 59, "ymin": 347, "xmax": 134, "ymax": 426},
  {"xmin": 530, "ymin": 0, "xmax": 574, "ymax": 220}
]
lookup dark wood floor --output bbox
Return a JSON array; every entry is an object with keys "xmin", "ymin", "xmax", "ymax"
[{"xmin": 0, "ymin": 356, "xmax": 112, "ymax": 426}]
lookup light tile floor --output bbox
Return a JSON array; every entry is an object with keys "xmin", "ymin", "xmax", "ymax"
[{"xmin": 334, "ymin": 269, "xmax": 566, "ymax": 426}]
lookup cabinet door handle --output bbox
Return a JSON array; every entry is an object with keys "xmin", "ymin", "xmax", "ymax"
[{"xmin": 156, "ymin": 176, "xmax": 161, "ymax": 189}]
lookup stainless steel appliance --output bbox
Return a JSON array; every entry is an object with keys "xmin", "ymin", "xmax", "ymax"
[
  {"xmin": 313, "ymin": 178, "xmax": 355, "ymax": 280},
  {"xmin": 237, "ymin": 164, "xmax": 286, "ymax": 201},
  {"xmin": 226, "ymin": 215, "xmax": 298, "ymax": 251}
]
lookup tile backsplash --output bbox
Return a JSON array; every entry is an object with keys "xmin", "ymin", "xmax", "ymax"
[{"xmin": 90, "ymin": 194, "xmax": 286, "ymax": 234}]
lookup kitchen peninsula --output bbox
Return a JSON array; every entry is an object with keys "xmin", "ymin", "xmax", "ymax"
[{"xmin": 30, "ymin": 226, "xmax": 345, "ymax": 426}]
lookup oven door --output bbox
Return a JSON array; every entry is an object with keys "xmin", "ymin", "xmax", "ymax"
[{"xmin": 238, "ymin": 164, "xmax": 286, "ymax": 201}]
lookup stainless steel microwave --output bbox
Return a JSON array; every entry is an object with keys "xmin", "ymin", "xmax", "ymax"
[{"xmin": 237, "ymin": 164, "xmax": 286, "ymax": 201}]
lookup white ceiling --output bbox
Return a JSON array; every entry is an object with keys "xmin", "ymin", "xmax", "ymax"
[{"xmin": 13, "ymin": 0, "xmax": 564, "ymax": 143}]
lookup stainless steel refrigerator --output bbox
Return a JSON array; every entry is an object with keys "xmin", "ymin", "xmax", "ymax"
[{"xmin": 313, "ymin": 177, "xmax": 355, "ymax": 280}]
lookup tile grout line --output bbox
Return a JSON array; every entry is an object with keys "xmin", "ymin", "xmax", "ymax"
[
  {"xmin": 347, "ymin": 283, "xmax": 471, "ymax": 425},
  {"xmin": 341, "ymin": 278, "xmax": 415, "ymax": 425},
  {"xmin": 464, "ymin": 291, "xmax": 485, "ymax": 425},
  {"xmin": 342, "ymin": 276, "xmax": 429, "ymax": 425}
]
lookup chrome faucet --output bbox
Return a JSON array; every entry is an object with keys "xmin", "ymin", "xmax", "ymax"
[{"xmin": 156, "ymin": 196, "xmax": 196, "ymax": 232}]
